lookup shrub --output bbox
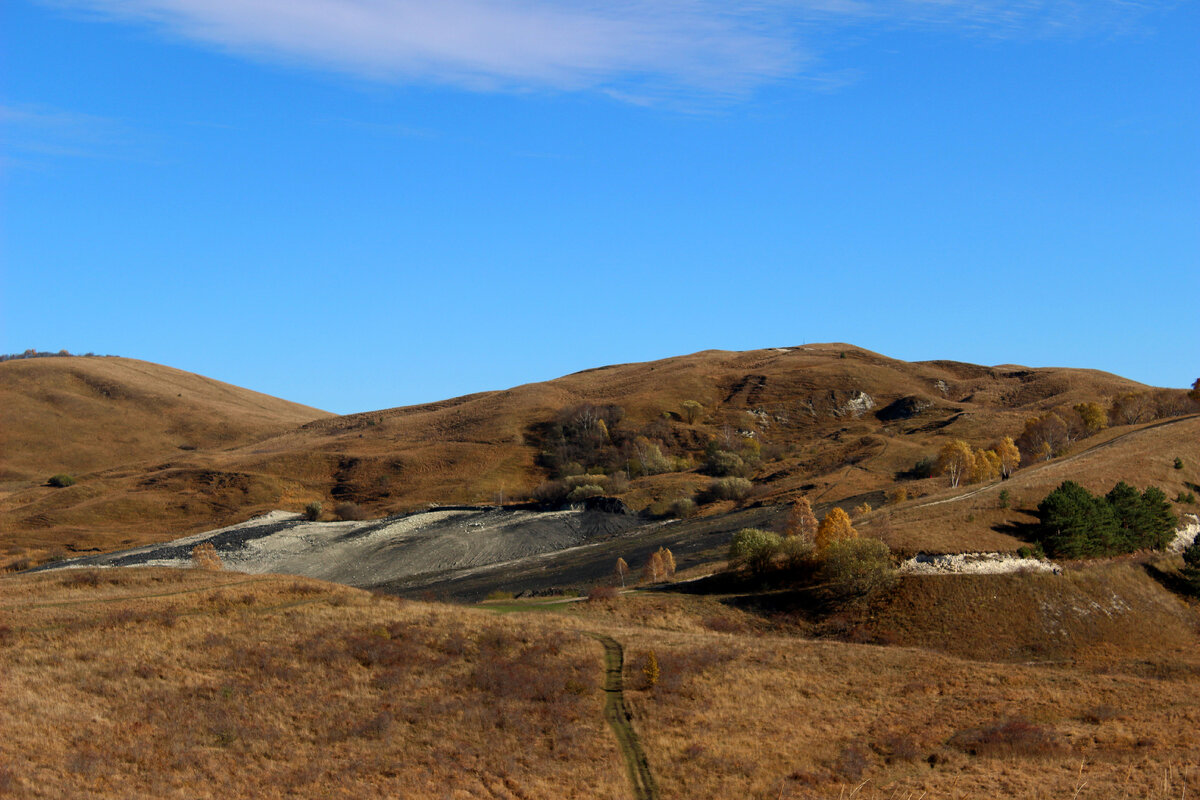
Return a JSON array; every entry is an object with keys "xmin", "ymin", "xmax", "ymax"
[
  {"xmin": 1183, "ymin": 540, "xmax": 1200, "ymax": 571},
  {"xmin": 815, "ymin": 537, "xmax": 895, "ymax": 597},
  {"xmin": 566, "ymin": 484, "xmax": 604, "ymax": 503},
  {"xmin": 303, "ymin": 501, "xmax": 323, "ymax": 521},
  {"xmin": 1176, "ymin": 491, "xmax": 1196, "ymax": 504},
  {"xmin": 705, "ymin": 449, "xmax": 746, "ymax": 477},
  {"xmin": 999, "ymin": 489, "xmax": 1010, "ymax": 509},
  {"xmin": 728, "ymin": 528, "xmax": 781, "ymax": 574},
  {"xmin": 709, "ymin": 477, "xmax": 752, "ymax": 501},
  {"xmin": 191, "ymin": 543, "xmax": 223, "ymax": 571},
  {"xmin": 642, "ymin": 651, "xmax": 660, "ymax": 689},
  {"xmin": 668, "ymin": 497, "xmax": 697, "ymax": 518},
  {"xmin": 587, "ymin": 585, "xmax": 619, "ymax": 602},
  {"xmin": 1016, "ymin": 544, "xmax": 1046, "ymax": 560},
  {"xmin": 564, "ymin": 474, "xmax": 606, "ymax": 490},
  {"xmin": 62, "ymin": 569, "xmax": 103, "ymax": 588},
  {"xmin": 888, "ymin": 487, "xmax": 908, "ymax": 505},
  {"xmin": 853, "ymin": 502, "xmax": 872, "ymax": 517},
  {"xmin": 628, "ymin": 440, "xmax": 672, "ymax": 477},
  {"xmin": 1175, "ymin": 457, "xmax": 1185, "ymax": 470},
  {"xmin": 48, "ymin": 474, "xmax": 75, "ymax": 488},
  {"xmin": 898, "ymin": 456, "xmax": 935, "ymax": 480},
  {"xmin": 948, "ymin": 717, "xmax": 1066, "ymax": 758},
  {"xmin": 531, "ymin": 480, "xmax": 569, "ymax": 506},
  {"xmin": 334, "ymin": 502, "xmax": 368, "ymax": 521},
  {"xmin": 779, "ymin": 535, "xmax": 813, "ymax": 570}
]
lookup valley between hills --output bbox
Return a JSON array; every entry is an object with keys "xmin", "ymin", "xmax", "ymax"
[{"xmin": 2, "ymin": 345, "xmax": 1199, "ymax": 799}]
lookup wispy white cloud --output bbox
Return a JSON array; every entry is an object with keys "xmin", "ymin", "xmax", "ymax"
[
  {"xmin": 43, "ymin": 0, "xmax": 1173, "ymax": 100},
  {"xmin": 0, "ymin": 104, "xmax": 131, "ymax": 167}
]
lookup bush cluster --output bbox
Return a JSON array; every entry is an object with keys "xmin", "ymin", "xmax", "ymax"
[
  {"xmin": 1035, "ymin": 480, "xmax": 1176, "ymax": 558},
  {"xmin": 727, "ymin": 523, "xmax": 894, "ymax": 597},
  {"xmin": 815, "ymin": 537, "xmax": 896, "ymax": 598},
  {"xmin": 728, "ymin": 528, "xmax": 781, "ymax": 574},
  {"xmin": 708, "ymin": 476, "xmax": 752, "ymax": 501},
  {"xmin": 531, "ymin": 471, "xmax": 630, "ymax": 506}
]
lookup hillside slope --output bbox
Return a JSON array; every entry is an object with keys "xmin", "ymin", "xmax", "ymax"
[
  {"xmin": 0, "ymin": 357, "xmax": 330, "ymax": 483},
  {"xmin": 2, "ymin": 345, "xmax": 1194, "ymax": 562}
]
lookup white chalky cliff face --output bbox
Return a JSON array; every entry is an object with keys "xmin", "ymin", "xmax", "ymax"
[{"xmin": 1167, "ymin": 513, "xmax": 1200, "ymax": 553}]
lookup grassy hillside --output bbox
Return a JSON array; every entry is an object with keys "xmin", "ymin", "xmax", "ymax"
[
  {"xmin": 0, "ymin": 356, "xmax": 330, "ymax": 481},
  {"xmin": 0, "ymin": 357, "xmax": 331, "ymax": 557},
  {"xmin": 2, "ymin": 345, "xmax": 1195, "ymax": 566}
]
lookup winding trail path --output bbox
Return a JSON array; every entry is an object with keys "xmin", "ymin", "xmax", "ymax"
[{"xmin": 586, "ymin": 633, "xmax": 659, "ymax": 800}]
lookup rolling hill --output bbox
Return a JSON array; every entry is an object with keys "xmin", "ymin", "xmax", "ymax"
[{"xmin": 1, "ymin": 345, "xmax": 1195, "ymax": 567}]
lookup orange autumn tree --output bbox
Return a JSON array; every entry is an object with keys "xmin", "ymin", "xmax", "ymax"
[{"xmin": 815, "ymin": 507, "xmax": 857, "ymax": 550}]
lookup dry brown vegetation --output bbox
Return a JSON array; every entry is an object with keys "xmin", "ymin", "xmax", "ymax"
[
  {"xmin": 3, "ymin": 566, "xmax": 1198, "ymax": 799},
  {"xmin": 4, "ymin": 346, "xmax": 1196, "ymax": 572},
  {"xmin": 0, "ymin": 357, "xmax": 331, "ymax": 565},
  {"xmin": 0, "ymin": 568, "xmax": 625, "ymax": 799}
]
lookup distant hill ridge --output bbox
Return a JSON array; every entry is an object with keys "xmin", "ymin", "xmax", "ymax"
[{"xmin": 0, "ymin": 349, "xmax": 117, "ymax": 361}]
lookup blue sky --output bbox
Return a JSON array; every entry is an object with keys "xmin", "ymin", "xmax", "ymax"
[{"xmin": 3, "ymin": 1, "xmax": 1197, "ymax": 414}]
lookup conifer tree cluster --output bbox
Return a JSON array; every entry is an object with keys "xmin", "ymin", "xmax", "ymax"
[{"xmin": 1035, "ymin": 480, "xmax": 1177, "ymax": 558}]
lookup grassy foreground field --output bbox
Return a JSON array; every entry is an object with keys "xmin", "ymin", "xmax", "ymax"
[
  {"xmin": 3, "ymin": 566, "xmax": 1198, "ymax": 799},
  {"xmin": 0, "ymin": 569, "xmax": 626, "ymax": 799}
]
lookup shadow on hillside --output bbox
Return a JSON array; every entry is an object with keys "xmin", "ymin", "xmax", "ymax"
[
  {"xmin": 1141, "ymin": 560, "xmax": 1199, "ymax": 599},
  {"xmin": 991, "ymin": 509, "xmax": 1041, "ymax": 544},
  {"xmin": 658, "ymin": 569, "xmax": 853, "ymax": 623}
]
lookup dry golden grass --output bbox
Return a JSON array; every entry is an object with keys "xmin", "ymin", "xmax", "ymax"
[
  {"xmin": 0, "ymin": 356, "xmax": 329, "ymax": 481},
  {"xmin": 3, "ymin": 567, "xmax": 1199, "ymax": 799},
  {"xmin": 565, "ymin": 587, "xmax": 1200, "ymax": 799},
  {"xmin": 0, "ymin": 568, "xmax": 625, "ymax": 799},
  {"xmin": 614, "ymin": 623, "xmax": 1200, "ymax": 799}
]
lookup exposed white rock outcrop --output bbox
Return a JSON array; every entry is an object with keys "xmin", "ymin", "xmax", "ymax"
[
  {"xmin": 899, "ymin": 552, "xmax": 1061, "ymax": 575},
  {"xmin": 1167, "ymin": 513, "xmax": 1200, "ymax": 554},
  {"xmin": 836, "ymin": 391, "xmax": 875, "ymax": 418}
]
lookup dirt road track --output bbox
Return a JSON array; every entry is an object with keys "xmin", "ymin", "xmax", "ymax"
[{"xmin": 586, "ymin": 633, "xmax": 658, "ymax": 800}]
